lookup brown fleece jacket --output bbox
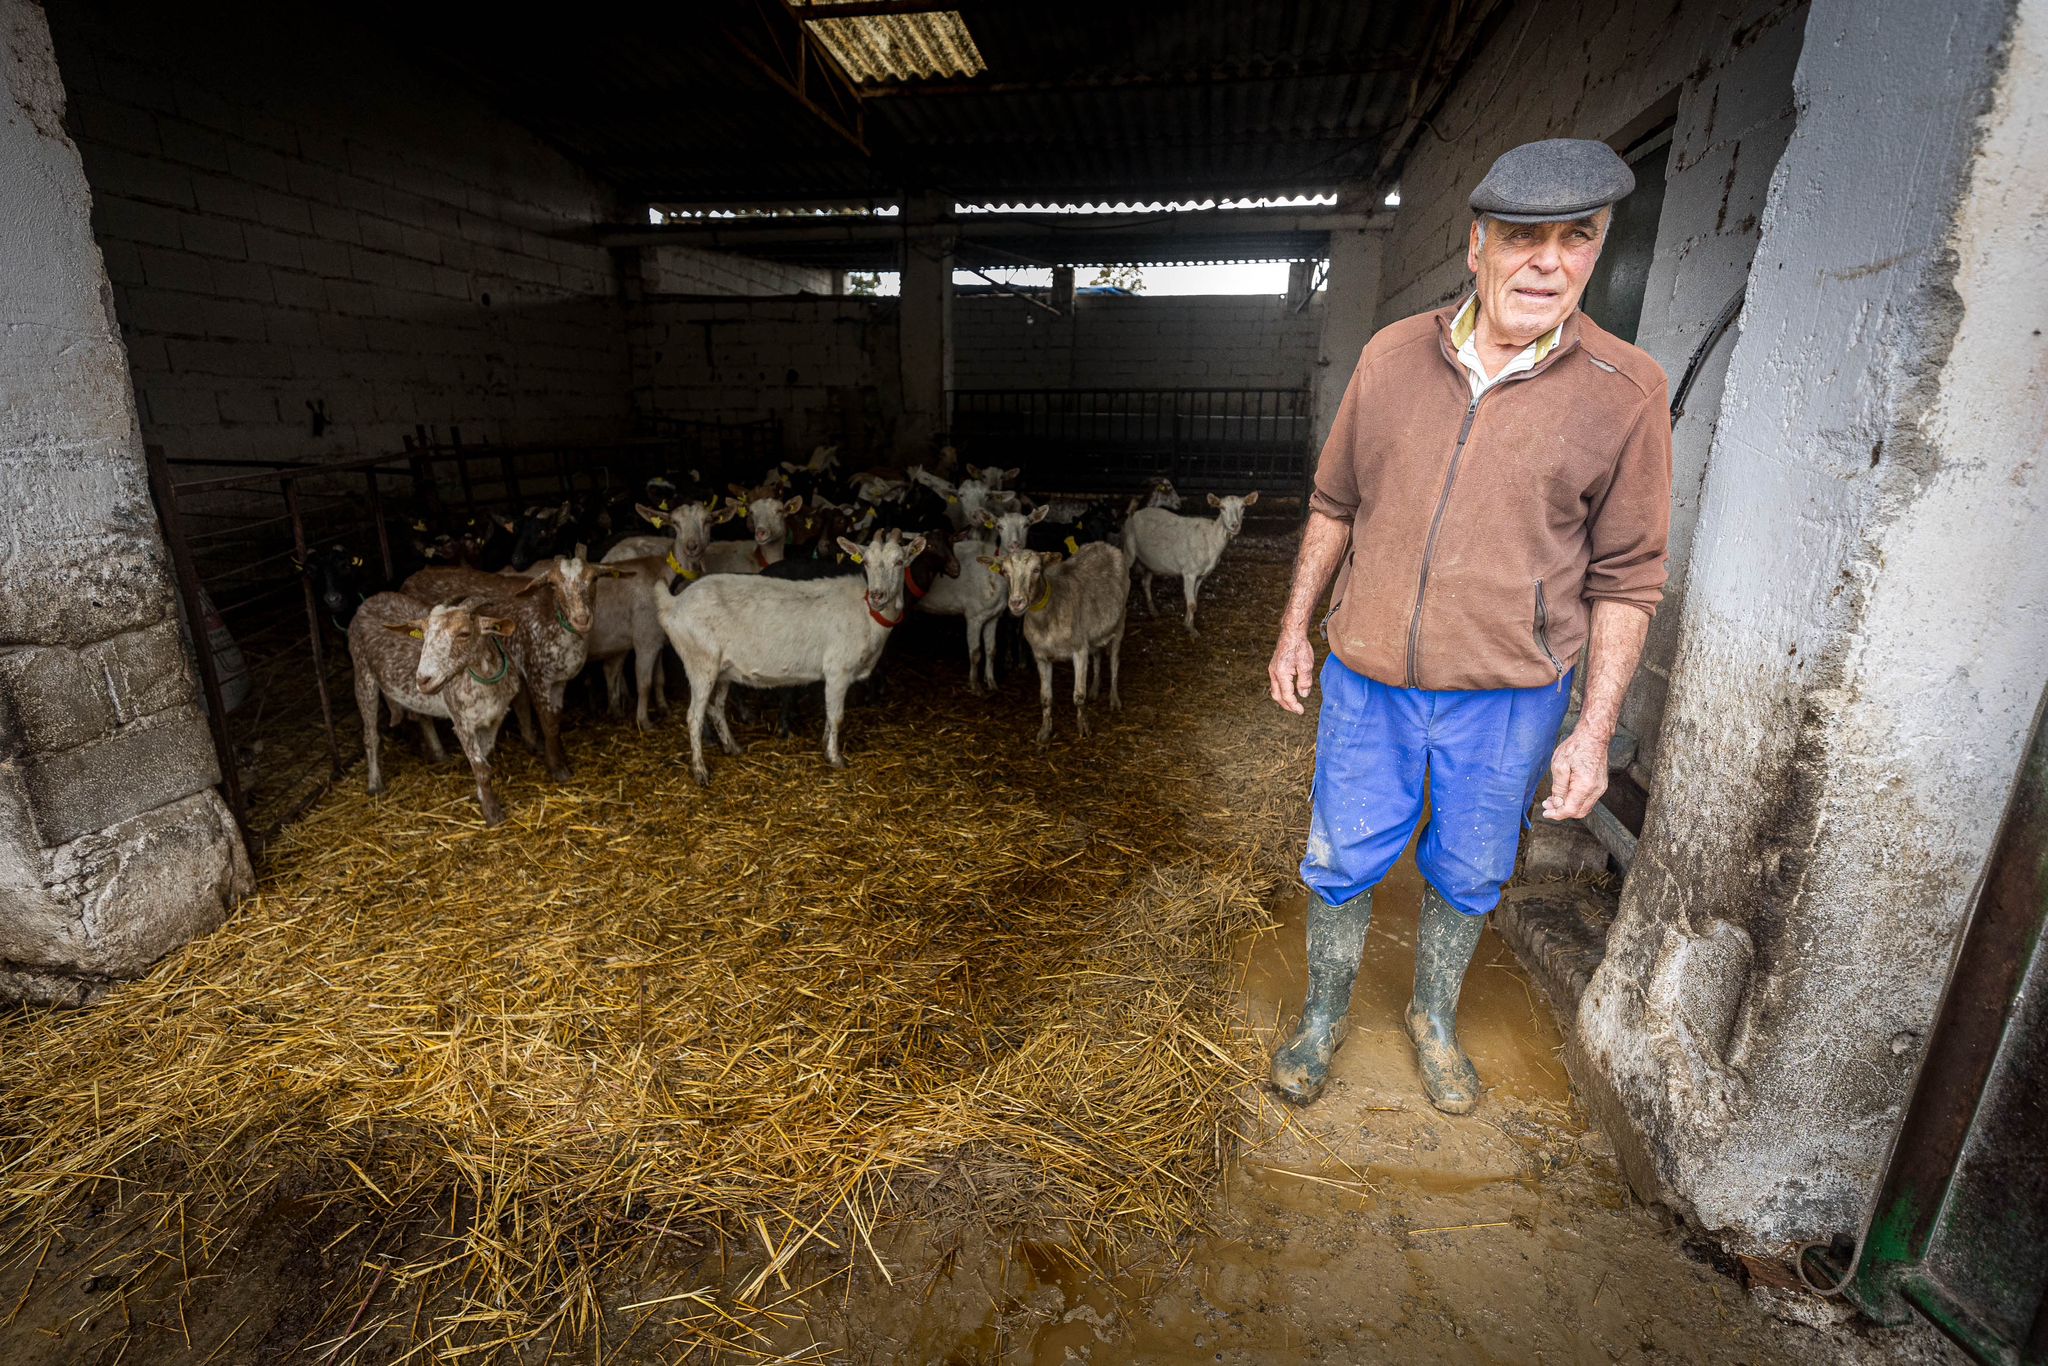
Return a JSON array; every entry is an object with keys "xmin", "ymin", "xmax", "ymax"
[{"xmin": 1311, "ymin": 304, "xmax": 1671, "ymax": 692}]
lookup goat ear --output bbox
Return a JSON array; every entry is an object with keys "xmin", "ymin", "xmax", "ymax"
[
  {"xmin": 496, "ymin": 514, "xmax": 517, "ymax": 533},
  {"xmin": 1028, "ymin": 505, "xmax": 1049, "ymax": 524},
  {"xmin": 835, "ymin": 536, "xmax": 866, "ymax": 563},
  {"xmin": 904, "ymin": 534, "xmax": 928, "ymax": 559},
  {"xmin": 385, "ymin": 618, "xmax": 428, "ymax": 637},
  {"xmin": 1242, "ymin": 490, "xmax": 1260, "ymax": 506},
  {"xmin": 783, "ymin": 494, "xmax": 804, "ymax": 515},
  {"xmin": 514, "ymin": 575, "xmax": 547, "ymax": 596},
  {"xmin": 977, "ymin": 512, "xmax": 996, "ymax": 529},
  {"xmin": 634, "ymin": 503, "xmax": 668, "ymax": 527},
  {"xmin": 599, "ymin": 565, "xmax": 629, "ymax": 578},
  {"xmin": 1040, "ymin": 550, "xmax": 1064, "ymax": 567},
  {"xmin": 727, "ymin": 482, "xmax": 749, "ymax": 497},
  {"xmin": 479, "ymin": 615, "xmax": 518, "ymax": 637},
  {"xmin": 1206, "ymin": 493, "xmax": 1223, "ymax": 508},
  {"xmin": 976, "ymin": 555, "xmax": 999, "ymax": 571}
]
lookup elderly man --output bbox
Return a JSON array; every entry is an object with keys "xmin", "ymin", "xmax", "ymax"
[{"xmin": 1266, "ymin": 139, "xmax": 1672, "ymax": 1114}]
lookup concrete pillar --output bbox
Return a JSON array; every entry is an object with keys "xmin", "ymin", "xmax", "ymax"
[
  {"xmin": 0, "ymin": 0, "xmax": 252, "ymax": 1006},
  {"xmin": 1576, "ymin": 0, "xmax": 2047, "ymax": 1252},
  {"xmin": 1310, "ymin": 220, "xmax": 1387, "ymax": 457},
  {"xmin": 1050, "ymin": 266, "xmax": 1076, "ymax": 313},
  {"xmin": 896, "ymin": 190, "xmax": 955, "ymax": 460}
]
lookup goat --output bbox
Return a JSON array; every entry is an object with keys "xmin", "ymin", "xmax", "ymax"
[
  {"xmin": 980, "ymin": 542, "xmax": 1131, "ymax": 745},
  {"xmin": 602, "ymin": 501, "xmax": 726, "ymax": 569},
  {"xmin": 403, "ymin": 555, "xmax": 614, "ymax": 779},
  {"xmin": 1122, "ymin": 492, "xmax": 1259, "ymax": 635},
  {"xmin": 661, "ymin": 530, "xmax": 926, "ymax": 784},
  {"xmin": 918, "ymin": 530, "xmax": 1007, "ymax": 692},
  {"xmin": 349, "ymin": 593, "xmax": 527, "ymax": 825}
]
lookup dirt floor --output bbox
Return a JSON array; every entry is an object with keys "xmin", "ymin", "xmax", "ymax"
[{"xmin": 0, "ymin": 531, "xmax": 1966, "ymax": 1365}]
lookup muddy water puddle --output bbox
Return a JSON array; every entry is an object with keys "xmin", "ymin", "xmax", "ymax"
[{"xmin": 797, "ymin": 862, "xmax": 1837, "ymax": 1364}]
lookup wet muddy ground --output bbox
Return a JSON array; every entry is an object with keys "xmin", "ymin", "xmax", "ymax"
[{"xmin": 791, "ymin": 862, "xmax": 1967, "ymax": 1365}]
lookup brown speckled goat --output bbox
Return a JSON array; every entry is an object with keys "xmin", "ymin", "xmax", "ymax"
[
  {"xmin": 348, "ymin": 593, "xmax": 527, "ymax": 825},
  {"xmin": 402, "ymin": 555, "xmax": 616, "ymax": 780}
]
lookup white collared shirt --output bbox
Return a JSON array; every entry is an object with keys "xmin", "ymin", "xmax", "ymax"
[{"xmin": 1450, "ymin": 295, "xmax": 1563, "ymax": 399}]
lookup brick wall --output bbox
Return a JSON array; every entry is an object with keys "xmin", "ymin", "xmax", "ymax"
[
  {"xmin": 45, "ymin": 0, "xmax": 634, "ymax": 465},
  {"xmin": 954, "ymin": 295, "xmax": 1323, "ymax": 390}
]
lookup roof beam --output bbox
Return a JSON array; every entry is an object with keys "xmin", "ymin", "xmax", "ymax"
[
  {"xmin": 725, "ymin": 0, "xmax": 871, "ymax": 155},
  {"xmin": 859, "ymin": 50, "xmax": 1425, "ymax": 98}
]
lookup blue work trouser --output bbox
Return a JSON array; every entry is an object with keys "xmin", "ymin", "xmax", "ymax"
[{"xmin": 1299, "ymin": 653, "xmax": 1574, "ymax": 916}]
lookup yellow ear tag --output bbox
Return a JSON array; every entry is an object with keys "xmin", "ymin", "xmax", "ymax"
[
  {"xmin": 408, "ymin": 629, "xmax": 424, "ymax": 639},
  {"xmin": 412, "ymin": 520, "xmax": 427, "ymax": 532},
  {"xmin": 1064, "ymin": 536, "xmax": 1080, "ymax": 555},
  {"xmin": 946, "ymin": 495, "xmax": 959, "ymax": 505},
  {"xmin": 350, "ymin": 556, "xmax": 364, "ymax": 567},
  {"xmin": 850, "ymin": 552, "xmax": 864, "ymax": 564}
]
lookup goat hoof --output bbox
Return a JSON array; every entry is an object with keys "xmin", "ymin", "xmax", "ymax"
[
  {"xmin": 549, "ymin": 764, "xmax": 573, "ymax": 783},
  {"xmin": 366, "ymin": 779, "xmax": 386, "ymax": 796},
  {"xmin": 723, "ymin": 741, "xmax": 745, "ymax": 757},
  {"xmin": 691, "ymin": 767, "xmax": 711, "ymax": 787},
  {"xmin": 482, "ymin": 808, "xmax": 507, "ymax": 827}
]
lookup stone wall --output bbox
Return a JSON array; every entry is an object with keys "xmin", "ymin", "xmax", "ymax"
[
  {"xmin": 44, "ymin": 0, "xmax": 634, "ymax": 465},
  {"xmin": 1577, "ymin": 0, "xmax": 2045, "ymax": 1251},
  {"xmin": 1, "ymin": 0, "xmax": 251, "ymax": 1007}
]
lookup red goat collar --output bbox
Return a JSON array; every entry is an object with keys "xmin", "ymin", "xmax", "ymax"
[
  {"xmin": 865, "ymin": 590, "xmax": 906, "ymax": 628},
  {"xmin": 902, "ymin": 562, "xmax": 928, "ymax": 601}
]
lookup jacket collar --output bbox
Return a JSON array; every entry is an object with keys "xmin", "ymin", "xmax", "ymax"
[{"xmin": 1435, "ymin": 299, "xmax": 1582, "ymax": 382}]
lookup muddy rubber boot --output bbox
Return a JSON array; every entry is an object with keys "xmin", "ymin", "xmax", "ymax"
[
  {"xmin": 1405, "ymin": 884, "xmax": 1486, "ymax": 1114},
  {"xmin": 1269, "ymin": 890, "xmax": 1373, "ymax": 1105}
]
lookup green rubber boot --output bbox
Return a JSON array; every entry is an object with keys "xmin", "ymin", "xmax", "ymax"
[
  {"xmin": 1405, "ymin": 884, "xmax": 1487, "ymax": 1114},
  {"xmin": 1269, "ymin": 890, "xmax": 1373, "ymax": 1105}
]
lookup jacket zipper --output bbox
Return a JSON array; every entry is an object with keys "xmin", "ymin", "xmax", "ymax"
[
  {"xmin": 1405, "ymin": 394, "xmax": 1484, "ymax": 688},
  {"xmin": 1534, "ymin": 579, "xmax": 1566, "ymax": 685},
  {"xmin": 1404, "ymin": 337, "xmax": 1578, "ymax": 689}
]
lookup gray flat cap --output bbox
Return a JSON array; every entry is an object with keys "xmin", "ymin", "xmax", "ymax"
[{"xmin": 1469, "ymin": 138, "xmax": 1635, "ymax": 223}]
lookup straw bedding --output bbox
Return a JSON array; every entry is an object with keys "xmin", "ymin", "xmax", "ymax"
[{"xmin": 0, "ymin": 536, "xmax": 1313, "ymax": 1362}]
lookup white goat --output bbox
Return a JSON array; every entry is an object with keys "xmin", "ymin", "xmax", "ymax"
[
  {"xmin": 661, "ymin": 530, "xmax": 926, "ymax": 784},
  {"xmin": 603, "ymin": 501, "xmax": 725, "ymax": 567},
  {"xmin": 1123, "ymin": 492, "xmax": 1258, "ymax": 635},
  {"xmin": 980, "ymin": 542, "xmax": 1130, "ymax": 745},
  {"xmin": 917, "ymin": 532, "xmax": 1007, "ymax": 692}
]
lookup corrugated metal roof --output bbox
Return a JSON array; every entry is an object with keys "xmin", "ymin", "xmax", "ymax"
[
  {"xmin": 422, "ymin": 0, "xmax": 1487, "ymax": 205},
  {"xmin": 802, "ymin": 7, "xmax": 985, "ymax": 83}
]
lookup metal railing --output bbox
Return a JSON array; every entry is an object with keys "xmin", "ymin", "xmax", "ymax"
[
  {"xmin": 143, "ymin": 417, "xmax": 781, "ymax": 850},
  {"xmin": 948, "ymin": 387, "xmax": 1313, "ymax": 494}
]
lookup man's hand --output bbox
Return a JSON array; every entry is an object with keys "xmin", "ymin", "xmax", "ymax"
[
  {"xmin": 1542, "ymin": 724, "xmax": 1610, "ymax": 821},
  {"xmin": 1269, "ymin": 629, "xmax": 1318, "ymax": 714}
]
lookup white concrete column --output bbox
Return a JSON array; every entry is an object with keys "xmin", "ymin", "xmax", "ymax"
[
  {"xmin": 1576, "ymin": 0, "xmax": 2047, "ymax": 1252},
  {"xmin": 0, "ymin": 0, "xmax": 251, "ymax": 1005},
  {"xmin": 1310, "ymin": 220, "xmax": 1387, "ymax": 457},
  {"xmin": 896, "ymin": 190, "xmax": 955, "ymax": 460}
]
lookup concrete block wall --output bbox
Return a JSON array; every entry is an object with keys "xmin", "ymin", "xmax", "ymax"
[
  {"xmin": 1, "ymin": 0, "xmax": 251, "ymax": 1007},
  {"xmin": 624, "ymin": 291, "xmax": 1327, "ymax": 464},
  {"xmin": 1376, "ymin": 0, "xmax": 1808, "ymax": 779},
  {"xmin": 44, "ymin": 0, "xmax": 633, "ymax": 465},
  {"xmin": 628, "ymin": 298, "xmax": 901, "ymax": 461},
  {"xmin": 954, "ymin": 295, "xmax": 1323, "ymax": 391},
  {"xmin": 643, "ymin": 244, "xmax": 834, "ymax": 297}
]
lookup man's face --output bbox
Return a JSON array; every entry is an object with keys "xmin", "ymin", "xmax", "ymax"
[{"xmin": 1465, "ymin": 211, "xmax": 1608, "ymax": 344}]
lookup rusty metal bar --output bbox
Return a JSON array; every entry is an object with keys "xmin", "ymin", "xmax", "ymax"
[{"xmin": 283, "ymin": 474, "xmax": 342, "ymax": 780}]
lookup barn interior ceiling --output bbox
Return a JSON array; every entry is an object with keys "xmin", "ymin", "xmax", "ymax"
[{"xmin": 421, "ymin": 0, "xmax": 1496, "ymax": 209}]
